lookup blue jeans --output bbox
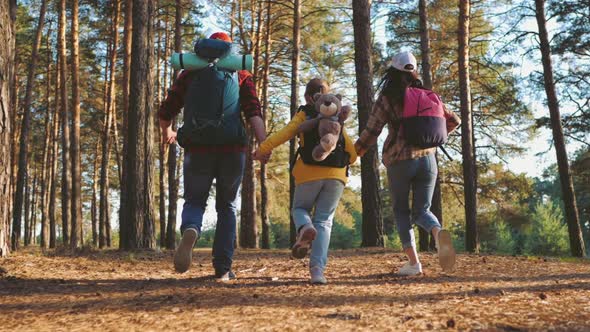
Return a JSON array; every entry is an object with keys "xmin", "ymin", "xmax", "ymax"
[
  {"xmin": 387, "ymin": 153, "xmax": 441, "ymax": 249},
  {"xmin": 292, "ymin": 179, "xmax": 345, "ymax": 271},
  {"xmin": 181, "ymin": 151, "xmax": 245, "ymax": 274}
]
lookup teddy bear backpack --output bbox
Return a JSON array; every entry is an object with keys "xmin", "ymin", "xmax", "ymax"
[{"xmin": 400, "ymin": 87, "xmax": 448, "ymax": 148}]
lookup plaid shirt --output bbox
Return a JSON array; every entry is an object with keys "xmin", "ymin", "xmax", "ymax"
[
  {"xmin": 355, "ymin": 93, "xmax": 461, "ymax": 166},
  {"xmin": 158, "ymin": 69, "xmax": 262, "ymax": 153}
]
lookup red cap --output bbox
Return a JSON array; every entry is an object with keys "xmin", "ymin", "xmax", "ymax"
[{"xmin": 209, "ymin": 32, "xmax": 232, "ymax": 42}]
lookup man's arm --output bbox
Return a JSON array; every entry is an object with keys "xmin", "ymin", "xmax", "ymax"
[
  {"xmin": 239, "ymin": 71, "xmax": 266, "ymax": 143},
  {"xmin": 159, "ymin": 70, "xmax": 192, "ymax": 143}
]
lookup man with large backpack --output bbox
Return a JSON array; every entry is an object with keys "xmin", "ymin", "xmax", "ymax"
[{"xmin": 159, "ymin": 32, "xmax": 267, "ymax": 281}]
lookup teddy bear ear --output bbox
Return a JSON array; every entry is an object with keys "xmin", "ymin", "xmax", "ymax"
[
  {"xmin": 313, "ymin": 93, "xmax": 322, "ymax": 102},
  {"xmin": 335, "ymin": 94, "xmax": 343, "ymax": 101}
]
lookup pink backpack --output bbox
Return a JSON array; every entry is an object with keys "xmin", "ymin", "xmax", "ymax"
[{"xmin": 401, "ymin": 87, "xmax": 448, "ymax": 148}]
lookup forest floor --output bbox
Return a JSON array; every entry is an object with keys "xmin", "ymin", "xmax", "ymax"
[{"xmin": 1, "ymin": 248, "xmax": 589, "ymax": 332}]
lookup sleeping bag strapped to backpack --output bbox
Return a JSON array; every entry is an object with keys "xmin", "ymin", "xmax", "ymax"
[
  {"xmin": 176, "ymin": 38, "xmax": 247, "ymax": 147},
  {"xmin": 401, "ymin": 87, "xmax": 448, "ymax": 148},
  {"xmin": 296, "ymin": 105, "xmax": 350, "ymax": 168}
]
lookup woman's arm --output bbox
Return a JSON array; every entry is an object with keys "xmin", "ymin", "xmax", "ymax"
[{"xmin": 354, "ymin": 94, "xmax": 391, "ymax": 157}]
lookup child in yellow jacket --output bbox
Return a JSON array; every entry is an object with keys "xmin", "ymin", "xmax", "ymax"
[{"xmin": 253, "ymin": 78, "xmax": 357, "ymax": 284}]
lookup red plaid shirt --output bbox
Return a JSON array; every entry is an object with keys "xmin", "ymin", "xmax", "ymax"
[{"xmin": 158, "ymin": 69, "xmax": 262, "ymax": 153}]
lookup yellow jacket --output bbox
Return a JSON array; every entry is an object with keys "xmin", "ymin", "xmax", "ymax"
[{"xmin": 258, "ymin": 109, "xmax": 357, "ymax": 185}]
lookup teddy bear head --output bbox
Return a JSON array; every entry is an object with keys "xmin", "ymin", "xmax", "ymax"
[{"xmin": 313, "ymin": 93, "xmax": 342, "ymax": 118}]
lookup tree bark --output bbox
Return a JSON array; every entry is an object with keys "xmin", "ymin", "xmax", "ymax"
[
  {"xmin": 91, "ymin": 142, "xmax": 100, "ymax": 247},
  {"xmin": 418, "ymin": 0, "xmax": 440, "ymax": 251},
  {"xmin": 289, "ymin": 0, "xmax": 301, "ymax": 246},
  {"xmin": 534, "ymin": 0, "xmax": 586, "ymax": 257},
  {"xmin": 29, "ymin": 169, "xmax": 38, "ymax": 245},
  {"xmin": 259, "ymin": 0, "xmax": 272, "ymax": 250},
  {"xmin": 23, "ymin": 169, "xmax": 30, "ymax": 246},
  {"xmin": 120, "ymin": 0, "xmax": 156, "ymax": 250},
  {"xmin": 352, "ymin": 0, "xmax": 384, "ymax": 247},
  {"xmin": 40, "ymin": 29, "xmax": 53, "ymax": 249},
  {"xmin": 165, "ymin": 0, "xmax": 182, "ymax": 250},
  {"xmin": 100, "ymin": 0, "xmax": 121, "ymax": 249},
  {"xmin": 49, "ymin": 55, "xmax": 61, "ymax": 249},
  {"xmin": 70, "ymin": 0, "xmax": 82, "ymax": 248},
  {"xmin": 458, "ymin": 0, "xmax": 478, "ymax": 252},
  {"xmin": 12, "ymin": 0, "xmax": 48, "ymax": 251},
  {"xmin": 59, "ymin": 0, "xmax": 71, "ymax": 245},
  {"xmin": 1, "ymin": 0, "xmax": 16, "ymax": 257}
]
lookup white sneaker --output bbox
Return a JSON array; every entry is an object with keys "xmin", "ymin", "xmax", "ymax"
[
  {"xmin": 436, "ymin": 229, "xmax": 456, "ymax": 272},
  {"xmin": 174, "ymin": 228, "xmax": 198, "ymax": 273},
  {"xmin": 397, "ymin": 262, "xmax": 422, "ymax": 276},
  {"xmin": 291, "ymin": 224, "xmax": 317, "ymax": 259},
  {"xmin": 310, "ymin": 267, "xmax": 327, "ymax": 285}
]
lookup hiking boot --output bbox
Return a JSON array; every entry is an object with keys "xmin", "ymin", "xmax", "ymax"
[
  {"xmin": 310, "ymin": 266, "xmax": 327, "ymax": 285},
  {"xmin": 215, "ymin": 270, "xmax": 236, "ymax": 283},
  {"xmin": 397, "ymin": 261, "xmax": 422, "ymax": 276},
  {"xmin": 291, "ymin": 224, "xmax": 317, "ymax": 259},
  {"xmin": 174, "ymin": 228, "xmax": 199, "ymax": 273},
  {"xmin": 436, "ymin": 229, "xmax": 456, "ymax": 273}
]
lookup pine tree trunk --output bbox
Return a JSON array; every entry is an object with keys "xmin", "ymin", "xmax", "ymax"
[
  {"xmin": 69, "ymin": 0, "xmax": 82, "ymax": 248},
  {"xmin": 12, "ymin": 0, "xmax": 48, "ymax": 251},
  {"xmin": 23, "ymin": 170, "xmax": 30, "ymax": 246},
  {"xmin": 458, "ymin": 0, "xmax": 478, "ymax": 253},
  {"xmin": 352, "ymin": 0, "xmax": 384, "ymax": 247},
  {"xmin": 259, "ymin": 0, "xmax": 272, "ymax": 250},
  {"xmin": 534, "ymin": 0, "xmax": 586, "ymax": 257},
  {"xmin": 49, "ymin": 56, "xmax": 61, "ymax": 249},
  {"xmin": 120, "ymin": 0, "xmax": 156, "ymax": 250},
  {"xmin": 29, "ymin": 170, "xmax": 38, "ymax": 245},
  {"xmin": 58, "ymin": 0, "xmax": 71, "ymax": 245},
  {"xmin": 418, "ymin": 0, "xmax": 440, "ymax": 251},
  {"xmin": 120, "ymin": 0, "xmax": 133, "ymax": 249},
  {"xmin": 40, "ymin": 32, "xmax": 53, "ymax": 249},
  {"xmin": 165, "ymin": 0, "xmax": 182, "ymax": 250},
  {"xmin": 156, "ymin": 9, "xmax": 167, "ymax": 247},
  {"xmin": 91, "ymin": 142, "xmax": 100, "ymax": 247},
  {"xmin": 0, "ymin": 0, "xmax": 16, "ymax": 257},
  {"xmin": 289, "ymin": 0, "xmax": 301, "ymax": 246}
]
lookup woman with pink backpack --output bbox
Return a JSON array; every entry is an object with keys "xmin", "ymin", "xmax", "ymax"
[{"xmin": 355, "ymin": 51, "xmax": 461, "ymax": 275}]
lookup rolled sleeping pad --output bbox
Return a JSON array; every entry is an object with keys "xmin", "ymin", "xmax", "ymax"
[{"xmin": 171, "ymin": 53, "xmax": 253, "ymax": 72}]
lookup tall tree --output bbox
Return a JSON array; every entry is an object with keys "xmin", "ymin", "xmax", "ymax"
[
  {"xmin": 259, "ymin": 0, "xmax": 272, "ymax": 249},
  {"xmin": 120, "ymin": 0, "xmax": 156, "ymax": 250},
  {"xmin": 289, "ymin": 0, "xmax": 301, "ymax": 246},
  {"xmin": 70, "ymin": 0, "xmax": 82, "ymax": 248},
  {"xmin": 100, "ymin": 0, "xmax": 121, "ymax": 248},
  {"xmin": 49, "ymin": 55, "xmax": 61, "ymax": 249},
  {"xmin": 352, "ymin": 0, "xmax": 384, "ymax": 247},
  {"xmin": 58, "ymin": 0, "xmax": 71, "ymax": 245},
  {"xmin": 534, "ymin": 0, "xmax": 586, "ymax": 257},
  {"xmin": 40, "ymin": 28, "xmax": 53, "ymax": 249},
  {"xmin": 166, "ymin": 0, "xmax": 181, "ymax": 250},
  {"xmin": 239, "ymin": 0, "xmax": 260, "ymax": 249},
  {"xmin": 1, "ymin": 0, "xmax": 16, "ymax": 257},
  {"xmin": 417, "ymin": 0, "xmax": 437, "ymax": 251},
  {"xmin": 458, "ymin": 0, "xmax": 478, "ymax": 252},
  {"xmin": 12, "ymin": 0, "xmax": 48, "ymax": 251}
]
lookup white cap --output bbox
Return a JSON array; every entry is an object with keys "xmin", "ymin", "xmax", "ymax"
[{"xmin": 390, "ymin": 51, "xmax": 417, "ymax": 72}]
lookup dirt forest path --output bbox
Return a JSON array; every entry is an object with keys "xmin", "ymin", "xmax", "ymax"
[{"xmin": 1, "ymin": 248, "xmax": 589, "ymax": 331}]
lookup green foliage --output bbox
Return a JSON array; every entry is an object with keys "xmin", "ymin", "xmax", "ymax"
[
  {"xmin": 196, "ymin": 229, "xmax": 215, "ymax": 248},
  {"xmin": 482, "ymin": 219, "xmax": 516, "ymax": 255},
  {"xmin": 525, "ymin": 202, "xmax": 570, "ymax": 256}
]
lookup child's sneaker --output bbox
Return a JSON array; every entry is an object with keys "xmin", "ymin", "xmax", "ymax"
[
  {"xmin": 291, "ymin": 224, "xmax": 317, "ymax": 259},
  {"xmin": 310, "ymin": 267, "xmax": 327, "ymax": 285},
  {"xmin": 436, "ymin": 229, "xmax": 456, "ymax": 272},
  {"xmin": 397, "ymin": 261, "xmax": 422, "ymax": 276},
  {"xmin": 174, "ymin": 228, "xmax": 199, "ymax": 273}
]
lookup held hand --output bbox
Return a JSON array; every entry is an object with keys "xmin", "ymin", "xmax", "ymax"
[
  {"xmin": 339, "ymin": 105, "xmax": 351, "ymax": 124},
  {"xmin": 162, "ymin": 127, "xmax": 177, "ymax": 144},
  {"xmin": 252, "ymin": 149, "xmax": 272, "ymax": 163}
]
